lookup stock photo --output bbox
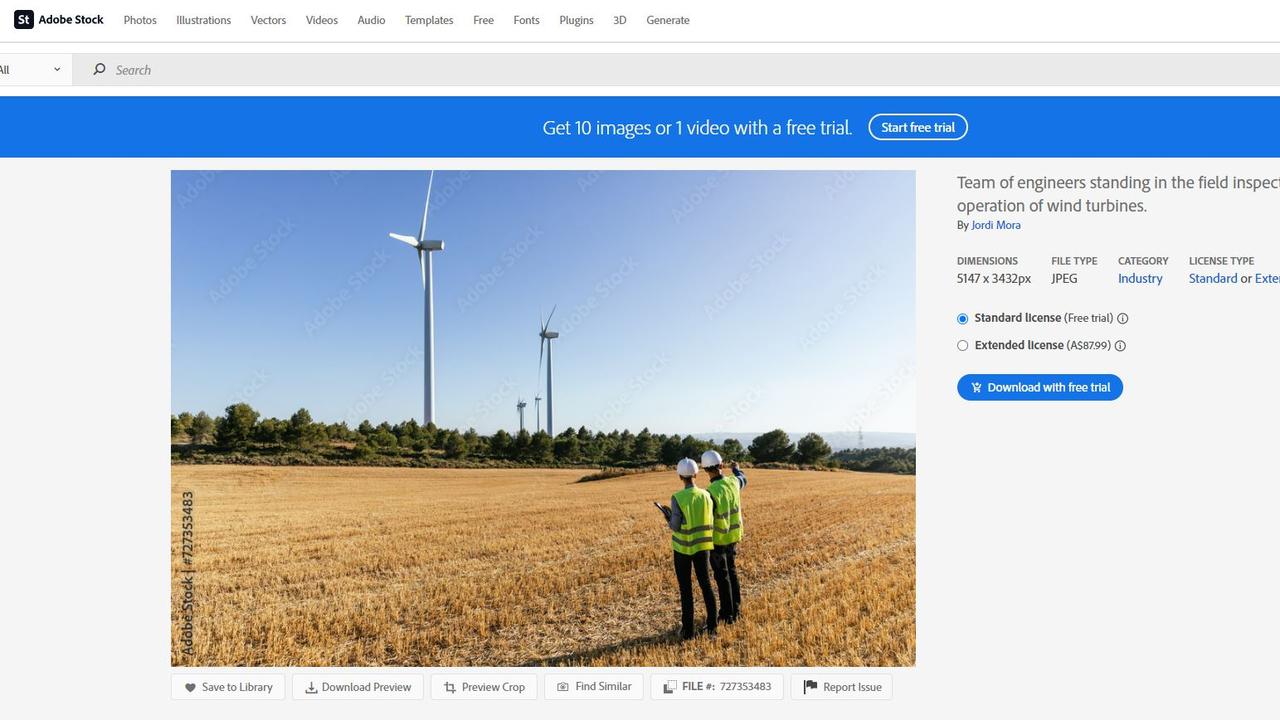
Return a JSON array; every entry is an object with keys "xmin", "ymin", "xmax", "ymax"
[{"xmin": 170, "ymin": 170, "xmax": 916, "ymax": 668}]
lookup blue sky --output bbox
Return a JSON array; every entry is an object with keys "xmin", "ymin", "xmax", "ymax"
[{"xmin": 172, "ymin": 170, "xmax": 915, "ymax": 435}]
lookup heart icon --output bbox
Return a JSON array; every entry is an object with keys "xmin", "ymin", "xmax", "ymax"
[{"xmin": 185, "ymin": 683, "xmax": 196, "ymax": 693}]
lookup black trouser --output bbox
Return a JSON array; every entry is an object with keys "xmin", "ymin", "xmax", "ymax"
[
  {"xmin": 673, "ymin": 549, "xmax": 717, "ymax": 639},
  {"xmin": 712, "ymin": 543, "xmax": 741, "ymax": 621}
]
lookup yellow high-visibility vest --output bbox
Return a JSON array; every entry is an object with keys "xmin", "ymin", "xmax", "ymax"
[
  {"xmin": 672, "ymin": 486, "xmax": 715, "ymax": 555},
  {"xmin": 708, "ymin": 476, "xmax": 743, "ymax": 546}
]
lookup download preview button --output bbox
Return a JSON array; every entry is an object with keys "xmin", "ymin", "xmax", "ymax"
[
  {"xmin": 958, "ymin": 374, "xmax": 1123, "ymax": 401},
  {"xmin": 868, "ymin": 113, "xmax": 968, "ymax": 141}
]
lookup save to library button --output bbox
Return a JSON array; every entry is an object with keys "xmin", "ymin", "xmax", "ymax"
[{"xmin": 868, "ymin": 113, "xmax": 968, "ymax": 141}]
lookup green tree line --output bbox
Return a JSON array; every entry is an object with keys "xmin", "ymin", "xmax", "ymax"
[{"xmin": 171, "ymin": 403, "xmax": 913, "ymax": 473}]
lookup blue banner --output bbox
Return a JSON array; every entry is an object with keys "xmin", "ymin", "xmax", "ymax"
[{"xmin": 4, "ymin": 96, "xmax": 1280, "ymax": 157}]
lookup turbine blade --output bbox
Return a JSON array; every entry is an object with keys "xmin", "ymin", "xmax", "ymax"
[
  {"xmin": 538, "ymin": 337, "xmax": 545, "ymax": 388},
  {"xmin": 389, "ymin": 232, "xmax": 419, "ymax": 247},
  {"xmin": 546, "ymin": 304, "xmax": 557, "ymax": 327},
  {"xmin": 418, "ymin": 248, "xmax": 426, "ymax": 289},
  {"xmin": 418, "ymin": 170, "xmax": 435, "ymax": 243}
]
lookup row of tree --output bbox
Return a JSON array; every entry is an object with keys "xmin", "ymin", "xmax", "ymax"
[
  {"xmin": 172, "ymin": 403, "xmax": 911, "ymax": 471},
  {"xmin": 831, "ymin": 447, "xmax": 916, "ymax": 474}
]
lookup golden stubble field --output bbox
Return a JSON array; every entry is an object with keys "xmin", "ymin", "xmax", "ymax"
[{"xmin": 171, "ymin": 465, "xmax": 914, "ymax": 667}]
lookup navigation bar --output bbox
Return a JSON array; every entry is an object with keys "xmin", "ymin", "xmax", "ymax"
[{"xmin": 4, "ymin": 2, "xmax": 1279, "ymax": 43}]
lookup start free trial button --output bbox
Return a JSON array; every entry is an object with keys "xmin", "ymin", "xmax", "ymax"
[{"xmin": 868, "ymin": 113, "xmax": 968, "ymax": 141}]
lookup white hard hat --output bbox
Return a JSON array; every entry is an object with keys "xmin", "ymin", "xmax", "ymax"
[
  {"xmin": 676, "ymin": 458, "xmax": 699, "ymax": 478},
  {"xmin": 700, "ymin": 450, "xmax": 723, "ymax": 468}
]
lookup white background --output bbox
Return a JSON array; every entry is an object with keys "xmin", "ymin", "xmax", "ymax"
[
  {"xmin": 3, "ymin": 7, "xmax": 1280, "ymax": 715},
  {"xmin": 3, "ymin": 152, "xmax": 1279, "ymax": 717}
]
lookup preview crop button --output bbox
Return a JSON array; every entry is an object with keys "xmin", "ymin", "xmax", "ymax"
[
  {"xmin": 431, "ymin": 674, "xmax": 537, "ymax": 700},
  {"xmin": 958, "ymin": 374, "xmax": 1123, "ymax": 401},
  {"xmin": 868, "ymin": 113, "xmax": 968, "ymax": 141}
]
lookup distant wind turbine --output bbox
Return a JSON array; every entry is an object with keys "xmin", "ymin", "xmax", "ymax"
[
  {"xmin": 516, "ymin": 398, "xmax": 527, "ymax": 433},
  {"xmin": 538, "ymin": 307, "xmax": 560, "ymax": 436},
  {"xmin": 534, "ymin": 396, "xmax": 542, "ymax": 433},
  {"xmin": 387, "ymin": 171, "xmax": 445, "ymax": 426}
]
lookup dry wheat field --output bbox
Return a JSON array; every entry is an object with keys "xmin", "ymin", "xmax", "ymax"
[{"xmin": 170, "ymin": 465, "xmax": 914, "ymax": 667}]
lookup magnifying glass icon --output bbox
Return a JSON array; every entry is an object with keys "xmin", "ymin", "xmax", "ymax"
[{"xmin": 93, "ymin": 62, "xmax": 106, "ymax": 76}]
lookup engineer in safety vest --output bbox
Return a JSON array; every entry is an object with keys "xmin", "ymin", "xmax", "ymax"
[
  {"xmin": 661, "ymin": 458, "xmax": 719, "ymax": 640},
  {"xmin": 702, "ymin": 450, "xmax": 746, "ymax": 624}
]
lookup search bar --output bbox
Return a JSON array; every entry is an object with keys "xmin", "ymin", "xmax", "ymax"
[
  {"xmin": 76, "ymin": 52, "xmax": 899, "ymax": 86},
  {"xmin": 72, "ymin": 52, "xmax": 1280, "ymax": 87},
  {"xmin": 88, "ymin": 60, "xmax": 154, "ymax": 79}
]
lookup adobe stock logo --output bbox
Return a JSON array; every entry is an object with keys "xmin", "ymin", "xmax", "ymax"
[{"xmin": 14, "ymin": 9, "xmax": 35, "ymax": 29}]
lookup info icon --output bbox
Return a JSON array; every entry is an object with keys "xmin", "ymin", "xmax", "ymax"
[{"xmin": 14, "ymin": 9, "xmax": 35, "ymax": 29}]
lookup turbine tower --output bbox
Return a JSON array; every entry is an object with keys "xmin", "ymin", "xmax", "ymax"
[
  {"xmin": 538, "ymin": 307, "xmax": 560, "ymax": 436},
  {"xmin": 516, "ymin": 398, "xmax": 527, "ymax": 433},
  {"xmin": 388, "ymin": 171, "xmax": 444, "ymax": 426},
  {"xmin": 534, "ymin": 396, "xmax": 542, "ymax": 433}
]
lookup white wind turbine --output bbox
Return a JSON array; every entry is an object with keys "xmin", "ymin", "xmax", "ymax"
[
  {"xmin": 538, "ymin": 307, "xmax": 560, "ymax": 436},
  {"xmin": 516, "ymin": 398, "xmax": 527, "ymax": 433},
  {"xmin": 388, "ymin": 171, "xmax": 445, "ymax": 426}
]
